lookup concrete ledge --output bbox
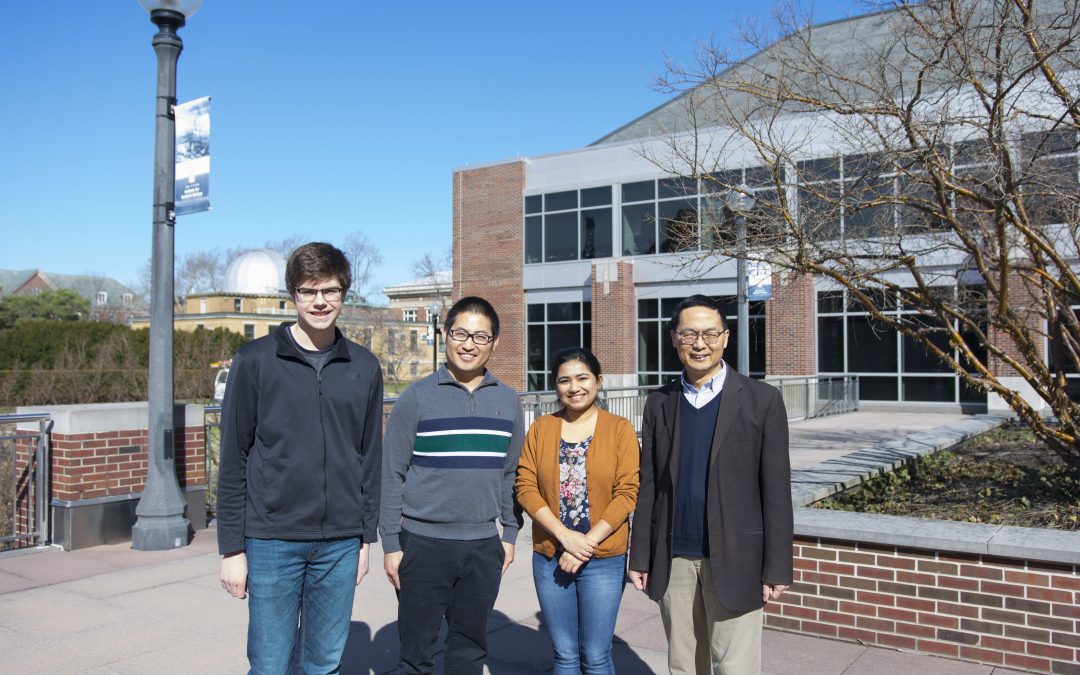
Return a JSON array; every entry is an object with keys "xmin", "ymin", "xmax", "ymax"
[
  {"xmin": 790, "ymin": 413, "xmax": 1010, "ymax": 507},
  {"xmin": 795, "ymin": 507, "xmax": 1080, "ymax": 565},
  {"xmin": 16, "ymin": 402, "xmax": 204, "ymax": 433}
]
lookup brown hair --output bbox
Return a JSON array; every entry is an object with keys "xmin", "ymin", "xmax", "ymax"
[{"xmin": 285, "ymin": 242, "xmax": 352, "ymax": 296}]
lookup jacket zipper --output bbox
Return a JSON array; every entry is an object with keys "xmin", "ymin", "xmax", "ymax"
[{"xmin": 317, "ymin": 369, "xmax": 327, "ymax": 537}]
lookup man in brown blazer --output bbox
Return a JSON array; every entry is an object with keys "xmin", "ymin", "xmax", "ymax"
[{"xmin": 628, "ymin": 295, "xmax": 793, "ymax": 674}]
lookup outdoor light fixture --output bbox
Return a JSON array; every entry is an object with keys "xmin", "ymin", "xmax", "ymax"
[
  {"xmin": 131, "ymin": 0, "xmax": 200, "ymax": 551},
  {"xmin": 726, "ymin": 184, "xmax": 756, "ymax": 376}
]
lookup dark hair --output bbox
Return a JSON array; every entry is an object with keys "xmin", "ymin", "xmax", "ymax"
[
  {"xmin": 667, "ymin": 294, "xmax": 729, "ymax": 333},
  {"xmin": 285, "ymin": 242, "xmax": 352, "ymax": 296},
  {"xmin": 550, "ymin": 347, "xmax": 602, "ymax": 384},
  {"xmin": 445, "ymin": 296, "xmax": 500, "ymax": 337}
]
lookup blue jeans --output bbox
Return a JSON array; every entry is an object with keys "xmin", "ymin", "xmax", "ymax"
[
  {"xmin": 532, "ymin": 551, "xmax": 626, "ymax": 675},
  {"xmin": 245, "ymin": 537, "xmax": 360, "ymax": 675}
]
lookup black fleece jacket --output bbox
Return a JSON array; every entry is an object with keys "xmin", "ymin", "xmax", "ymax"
[{"xmin": 216, "ymin": 324, "xmax": 383, "ymax": 555}]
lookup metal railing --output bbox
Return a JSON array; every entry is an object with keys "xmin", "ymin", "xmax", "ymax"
[
  {"xmin": 203, "ymin": 376, "xmax": 858, "ymax": 515},
  {"xmin": 0, "ymin": 413, "xmax": 52, "ymax": 551}
]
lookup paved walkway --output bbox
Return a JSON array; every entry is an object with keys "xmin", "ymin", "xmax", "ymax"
[{"xmin": 0, "ymin": 412, "xmax": 1029, "ymax": 674}]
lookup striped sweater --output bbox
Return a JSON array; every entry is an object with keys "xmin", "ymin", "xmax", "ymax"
[{"xmin": 379, "ymin": 366, "xmax": 524, "ymax": 553}]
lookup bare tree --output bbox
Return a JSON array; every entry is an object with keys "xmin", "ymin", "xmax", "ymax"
[
  {"xmin": 340, "ymin": 231, "xmax": 385, "ymax": 303},
  {"xmin": 410, "ymin": 247, "xmax": 453, "ymax": 312},
  {"xmin": 648, "ymin": 0, "xmax": 1080, "ymax": 465}
]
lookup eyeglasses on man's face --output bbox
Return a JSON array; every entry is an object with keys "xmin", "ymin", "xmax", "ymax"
[
  {"xmin": 446, "ymin": 328, "xmax": 494, "ymax": 346},
  {"xmin": 295, "ymin": 286, "xmax": 343, "ymax": 303},
  {"xmin": 674, "ymin": 329, "xmax": 728, "ymax": 346}
]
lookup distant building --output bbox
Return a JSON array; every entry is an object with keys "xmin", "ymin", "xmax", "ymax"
[
  {"xmin": 0, "ymin": 268, "xmax": 144, "ymax": 325},
  {"xmin": 383, "ymin": 270, "xmax": 452, "ymax": 323}
]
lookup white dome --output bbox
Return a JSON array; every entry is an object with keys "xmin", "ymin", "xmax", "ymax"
[{"xmin": 221, "ymin": 249, "xmax": 287, "ymax": 295}]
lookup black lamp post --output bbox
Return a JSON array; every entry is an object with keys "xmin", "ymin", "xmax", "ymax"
[
  {"xmin": 726, "ymin": 185, "xmax": 756, "ymax": 376},
  {"xmin": 429, "ymin": 303, "xmax": 441, "ymax": 375},
  {"xmin": 132, "ymin": 0, "xmax": 201, "ymax": 551}
]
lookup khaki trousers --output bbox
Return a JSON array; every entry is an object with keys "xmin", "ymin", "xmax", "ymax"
[{"xmin": 659, "ymin": 556, "xmax": 762, "ymax": 675}]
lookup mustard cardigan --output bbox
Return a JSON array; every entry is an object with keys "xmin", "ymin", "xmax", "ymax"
[{"xmin": 515, "ymin": 408, "xmax": 640, "ymax": 559}]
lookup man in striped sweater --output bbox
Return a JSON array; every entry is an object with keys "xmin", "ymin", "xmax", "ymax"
[{"xmin": 379, "ymin": 296, "xmax": 525, "ymax": 675}]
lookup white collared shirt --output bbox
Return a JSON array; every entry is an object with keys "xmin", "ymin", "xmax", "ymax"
[{"xmin": 680, "ymin": 364, "xmax": 727, "ymax": 409}]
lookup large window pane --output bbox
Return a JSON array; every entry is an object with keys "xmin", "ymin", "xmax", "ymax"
[
  {"xmin": 902, "ymin": 330, "xmax": 952, "ymax": 373},
  {"xmin": 799, "ymin": 185, "xmax": 841, "ymax": 240},
  {"xmin": 545, "ymin": 190, "xmax": 577, "ymax": 212},
  {"xmin": 525, "ymin": 195, "xmax": 542, "ymax": 214},
  {"xmin": 817, "ymin": 291, "xmax": 844, "ymax": 314},
  {"xmin": 638, "ymin": 298, "xmax": 658, "ymax": 319},
  {"xmin": 622, "ymin": 180, "xmax": 655, "ymax": 203},
  {"xmin": 581, "ymin": 186, "xmax": 612, "ymax": 207},
  {"xmin": 544, "ymin": 212, "xmax": 577, "ymax": 262},
  {"xmin": 750, "ymin": 317, "xmax": 766, "ymax": 374},
  {"xmin": 547, "ymin": 302, "xmax": 580, "ymax": 322},
  {"xmin": 659, "ymin": 199, "xmax": 698, "ymax": 253},
  {"xmin": 581, "ymin": 208, "xmax": 613, "ymax": 259},
  {"xmin": 548, "ymin": 324, "xmax": 581, "ymax": 357},
  {"xmin": 528, "ymin": 372, "xmax": 546, "ymax": 392},
  {"xmin": 847, "ymin": 316, "xmax": 897, "ymax": 372},
  {"xmin": 860, "ymin": 376, "xmax": 899, "ymax": 401},
  {"xmin": 622, "ymin": 203, "xmax": 656, "ymax": 255},
  {"xmin": 525, "ymin": 215, "xmax": 542, "ymax": 263},
  {"xmin": 903, "ymin": 377, "xmax": 955, "ymax": 402},
  {"xmin": 638, "ymin": 322, "xmax": 659, "ymax": 372},
  {"xmin": 659, "ymin": 177, "xmax": 697, "ymax": 199},
  {"xmin": 527, "ymin": 325, "xmax": 545, "ymax": 371},
  {"xmin": 818, "ymin": 317, "xmax": 844, "ymax": 372},
  {"xmin": 527, "ymin": 304, "xmax": 544, "ymax": 322}
]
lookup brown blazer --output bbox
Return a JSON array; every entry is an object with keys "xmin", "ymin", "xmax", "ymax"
[
  {"xmin": 628, "ymin": 365, "xmax": 794, "ymax": 612},
  {"xmin": 515, "ymin": 408, "xmax": 640, "ymax": 559}
]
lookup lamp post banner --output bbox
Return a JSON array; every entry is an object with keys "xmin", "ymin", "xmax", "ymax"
[
  {"xmin": 174, "ymin": 96, "xmax": 210, "ymax": 216},
  {"xmin": 748, "ymin": 260, "xmax": 773, "ymax": 301}
]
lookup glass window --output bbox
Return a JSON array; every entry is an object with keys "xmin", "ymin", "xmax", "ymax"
[
  {"xmin": 544, "ymin": 212, "xmax": 577, "ymax": 262},
  {"xmin": 658, "ymin": 199, "xmax": 698, "ymax": 253},
  {"xmin": 622, "ymin": 180, "xmax": 655, "ymax": 203},
  {"xmin": 581, "ymin": 186, "xmax": 612, "ymax": 207},
  {"xmin": 525, "ymin": 216, "xmax": 542, "ymax": 264},
  {"xmin": 547, "ymin": 302, "xmax": 580, "ymax": 321},
  {"xmin": 903, "ymin": 377, "xmax": 955, "ymax": 402},
  {"xmin": 743, "ymin": 166, "xmax": 773, "ymax": 188},
  {"xmin": 817, "ymin": 291, "xmax": 844, "ymax": 313},
  {"xmin": 581, "ymin": 208, "xmax": 613, "ymax": 259},
  {"xmin": 527, "ymin": 304, "xmax": 544, "ymax": 322},
  {"xmin": 638, "ymin": 298, "xmax": 658, "ymax": 319},
  {"xmin": 860, "ymin": 376, "xmax": 899, "ymax": 401},
  {"xmin": 622, "ymin": 203, "xmax": 656, "ymax": 255},
  {"xmin": 818, "ymin": 317, "xmax": 844, "ymax": 372},
  {"xmin": 638, "ymin": 322, "xmax": 659, "ymax": 372},
  {"xmin": 659, "ymin": 177, "xmax": 697, "ymax": 199},
  {"xmin": 902, "ymin": 330, "xmax": 952, "ymax": 373},
  {"xmin": 527, "ymin": 325, "xmax": 545, "ymax": 371},
  {"xmin": 525, "ymin": 195, "xmax": 542, "ymax": 214},
  {"xmin": 797, "ymin": 157, "xmax": 840, "ymax": 182},
  {"xmin": 847, "ymin": 316, "xmax": 897, "ymax": 372},
  {"xmin": 244, "ymin": 324, "xmax": 255, "ymax": 340},
  {"xmin": 545, "ymin": 190, "xmax": 577, "ymax": 212}
]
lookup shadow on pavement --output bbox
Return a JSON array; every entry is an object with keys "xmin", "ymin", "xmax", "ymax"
[{"xmin": 340, "ymin": 610, "xmax": 655, "ymax": 674}]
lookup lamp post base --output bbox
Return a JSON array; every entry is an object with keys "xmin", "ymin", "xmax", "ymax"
[{"xmin": 131, "ymin": 514, "xmax": 191, "ymax": 550}]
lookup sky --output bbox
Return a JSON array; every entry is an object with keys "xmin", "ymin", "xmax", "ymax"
[{"xmin": 0, "ymin": 1, "xmax": 863, "ymax": 303}]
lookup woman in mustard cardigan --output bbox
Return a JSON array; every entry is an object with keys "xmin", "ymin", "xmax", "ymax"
[{"xmin": 515, "ymin": 347, "xmax": 640, "ymax": 674}]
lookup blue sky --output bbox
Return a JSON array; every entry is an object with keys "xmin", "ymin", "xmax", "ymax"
[{"xmin": 1, "ymin": 1, "xmax": 861, "ymax": 301}]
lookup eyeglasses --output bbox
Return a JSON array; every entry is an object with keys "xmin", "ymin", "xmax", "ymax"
[
  {"xmin": 446, "ymin": 328, "xmax": 495, "ymax": 346},
  {"xmin": 295, "ymin": 287, "xmax": 343, "ymax": 303},
  {"xmin": 675, "ymin": 329, "xmax": 728, "ymax": 346}
]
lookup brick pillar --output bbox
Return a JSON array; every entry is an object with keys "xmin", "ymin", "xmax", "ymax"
[
  {"xmin": 453, "ymin": 161, "xmax": 527, "ymax": 391},
  {"xmin": 590, "ymin": 260, "xmax": 638, "ymax": 388},
  {"xmin": 766, "ymin": 272, "xmax": 816, "ymax": 376},
  {"xmin": 986, "ymin": 271, "xmax": 1048, "ymax": 412},
  {"xmin": 16, "ymin": 403, "xmax": 207, "ymax": 550}
]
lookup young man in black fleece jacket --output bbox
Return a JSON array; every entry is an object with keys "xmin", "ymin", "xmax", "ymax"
[{"xmin": 216, "ymin": 242, "xmax": 383, "ymax": 675}]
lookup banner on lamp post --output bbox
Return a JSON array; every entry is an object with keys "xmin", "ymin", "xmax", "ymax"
[
  {"xmin": 174, "ymin": 96, "xmax": 210, "ymax": 216},
  {"xmin": 747, "ymin": 260, "xmax": 773, "ymax": 301}
]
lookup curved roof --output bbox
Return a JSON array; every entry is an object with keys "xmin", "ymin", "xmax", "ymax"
[{"xmin": 221, "ymin": 249, "xmax": 287, "ymax": 295}]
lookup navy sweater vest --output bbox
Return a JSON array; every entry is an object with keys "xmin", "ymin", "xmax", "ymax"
[{"xmin": 672, "ymin": 392, "xmax": 721, "ymax": 558}]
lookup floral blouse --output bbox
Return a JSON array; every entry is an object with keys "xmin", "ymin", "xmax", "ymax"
[{"xmin": 559, "ymin": 435, "xmax": 592, "ymax": 533}]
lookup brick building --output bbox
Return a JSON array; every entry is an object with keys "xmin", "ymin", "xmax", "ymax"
[
  {"xmin": 0, "ymin": 269, "xmax": 145, "ymax": 325},
  {"xmin": 451, "ymin": 0, "xmax": 1076, "ymax": 416}
]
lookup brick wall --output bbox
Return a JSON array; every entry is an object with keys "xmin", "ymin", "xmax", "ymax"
[
  {"xmin": 51, "ymin": 426, "xmax": 205, "ymax": 501},
  {"xmin": 453, "ymin": 161, "xmax": 527, "ymax": 391},
  {"xmin": 766, "ymin": 272, "xmax": 816, "ymax": 376},
  {"xmin": 987, "ymin": 271, "xmax": 1046, "ymax": 377},
  {"xmin": 591, "ymin": 260, "xmax": 637, "ymax": 378},
  {"xmin": 767, "ymin": 536, "xmax": 1080, "ymax": 673}
]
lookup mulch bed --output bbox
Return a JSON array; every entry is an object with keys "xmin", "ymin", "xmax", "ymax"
[{"xmin": 813, "ymin": 422, "xmax": 1080, "ymax": 531}]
